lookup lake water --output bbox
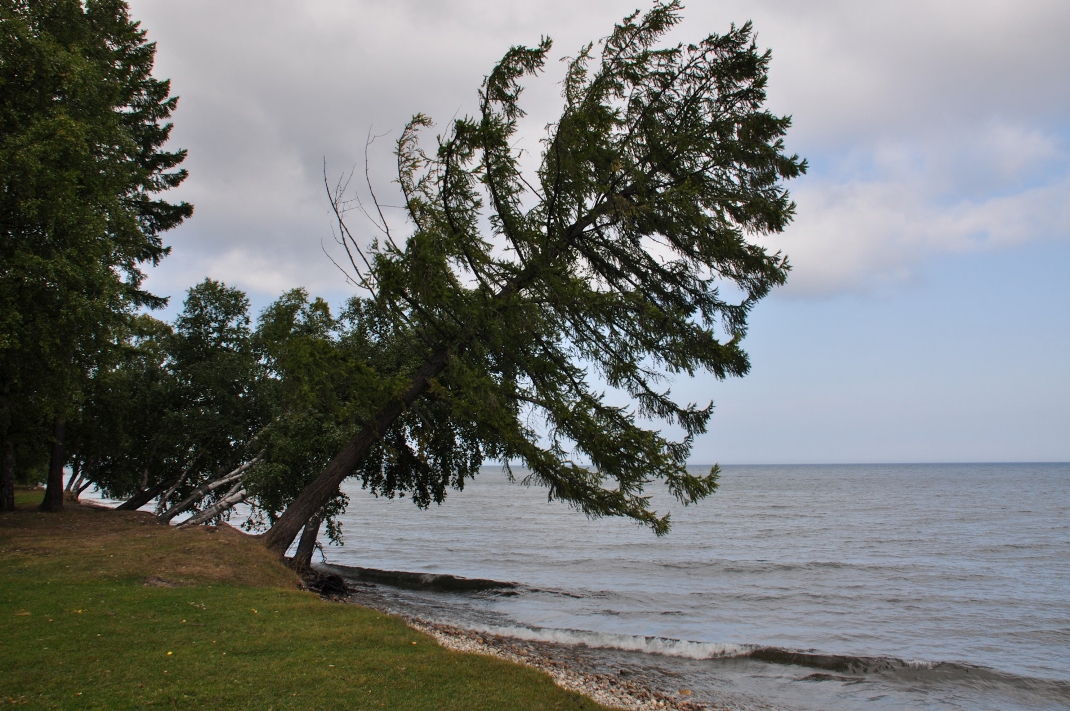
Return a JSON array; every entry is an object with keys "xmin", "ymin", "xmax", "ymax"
[{"xmin": 314, "ymin": 463, "xmax": 1070, "ymax": 711}]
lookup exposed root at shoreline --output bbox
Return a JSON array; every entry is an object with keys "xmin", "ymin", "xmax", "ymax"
[
  {"xmin": 297, "ymin": 567, "xmax": 351, "ymax": 598},
  {"xmin": 407, "ymin": 618, "xmax": 722, "ymax": 711}
]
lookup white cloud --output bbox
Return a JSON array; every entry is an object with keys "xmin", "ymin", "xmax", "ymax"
[
  {"xmin": 776, "ymin": 170, "xmax": 1070, "ymax": 294},
  {"xmin": 771, "ymin": 124, "xmax": 1070, "ymax": 294},
  {"xmin": 126, "ymin": 0, "xmax": 1070, "ymax": 302}
]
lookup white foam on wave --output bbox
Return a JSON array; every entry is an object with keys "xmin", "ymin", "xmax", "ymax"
[{"xmin": 465, "ymin": 622, "xmax": 751, "ymax": 660}]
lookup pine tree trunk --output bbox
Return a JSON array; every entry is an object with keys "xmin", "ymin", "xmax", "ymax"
[
  {"xmin": 260, "ymin": 346, "xmax": 450, "ymax": 556},
  {"xmin": 39, "ymin": 418, "xmax": 66, "ymax": 512},
  {"xmin": 291, "ymin": 508, "xmax": 324, "ymax": 572},
  {"xmin": 0, "ymin": 437, "xmax": 14, "ymax": 512}
]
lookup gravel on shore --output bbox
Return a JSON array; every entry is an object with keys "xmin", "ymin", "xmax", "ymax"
[
  {"xmin": 307, "ymin": 569, "xmax": 728, "ymax": 710},
  {"xmin": 405, "ymin": 617, "xmax": 724, "ymax": 711}
]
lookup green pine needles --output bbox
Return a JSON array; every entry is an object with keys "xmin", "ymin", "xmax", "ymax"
[
  {"xmin": 0, "ymin": 0, "xmax": 192, "ymax": 511},
  {"xmin": 264, "ymin": 1, "xmax": 805, "ymax": 552}
]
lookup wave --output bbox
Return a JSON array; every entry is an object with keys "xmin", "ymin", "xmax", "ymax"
[
  {"xmin": 329, "ymin": 561, "xmax": 1070, "ymax": 701},
  {"xmin": 465, "ymin": 623, "xmax": 752, "ymax": 659},
  {"xmin": 744, "ymin": 647, "xmax": 1070, "ymax": 693},
  {"xmin": 456, "ymin": 623, "xmax": 1070, "ymax": 699}
]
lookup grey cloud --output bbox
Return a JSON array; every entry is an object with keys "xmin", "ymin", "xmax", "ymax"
[{"xmin": 129, "ymin": 0, "xmax": 1070, "ymax": 303}]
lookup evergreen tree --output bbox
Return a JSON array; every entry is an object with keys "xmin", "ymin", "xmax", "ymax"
[
  {"xmin": 74, "ymin": 280, "xmax": 268, "ymax": 519},
  {"xmin": 0, "ymin": 0, "xmax": 190, "ymax": 510},
  {"xmin": 262, "ymin": 2, "xmax": 805, "ymax": 554},
  {"xmin": 246, "ymin": 292, "xmax": 488, "ymax": 560}
]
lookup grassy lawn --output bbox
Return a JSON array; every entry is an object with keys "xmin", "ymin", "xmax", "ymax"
[{"xmin": 0, "ymin": 491, "xmax": 606, "ymax": 710}]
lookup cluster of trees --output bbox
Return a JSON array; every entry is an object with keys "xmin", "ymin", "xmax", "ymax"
[
  {"xmin": 64, "ymin": 279, "xmax": 413, "ymax": 565},
  {"xmin": 2, "ymin": 0, "xmax": 804, "ymax": 566},
  {"xmin": 1, "ymin": 0, "xmax": 190, "ymax": 510}
]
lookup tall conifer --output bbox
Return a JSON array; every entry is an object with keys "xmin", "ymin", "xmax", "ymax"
[
  {"xmin": 263, "ymin": 2, "xmax": 805, "ymax": 553},
  {"xmin": 0, "ymin": 0, "xmax": 190, "ymax": 510}
]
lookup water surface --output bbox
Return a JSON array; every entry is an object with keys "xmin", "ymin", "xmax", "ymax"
[{"xmin": 319, "ymin": 463, "xmax": 1070, "ymax": 710}]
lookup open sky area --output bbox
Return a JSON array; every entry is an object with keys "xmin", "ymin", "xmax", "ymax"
[{"xmin": 127, "ymin": 0, "xmax": 1069, "ymax": 465}]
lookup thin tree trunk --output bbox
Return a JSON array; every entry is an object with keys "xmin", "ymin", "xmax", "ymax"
[
  {"xmin": 64, "ymin": 459, "xmax": 83, "ymax": 499},
  {"xmin": 291, "ymin": 508, "xmax": 325, "ymax": 572},
  {"xmin": 176, "ymin": 482, "xmax": 247, "ymax": 528},
  {"xmin": 64, "ymin": 461, "xmax": 77, "ymax": 492},
  {"xmin": 69, "ymin": 457, "xmax": 97, "ymax": 498},
  {"xmin": 261, "ymin": 346, "xmax": 451, "ymax": 556},
  {"xmin": 0, "ymin": 437, "xmax": 14, "ymax": 512},
  {"xmin": 116, "ymin": 475, "xmax": 178, "ymax": 511},
  {"xmin": 39, "ymin": 418, "xmax": 66, "ymax": 512},
  {"xmin": 155, "ymin": 468, "xmax": 190, "ymax": 516},
  {"xmin": 158, "ymin": 455, "xmax": 262, "ymax": 524},
  {"xmin": 0, "ymin": 379, "xmax": 13, "ymax": 512}
]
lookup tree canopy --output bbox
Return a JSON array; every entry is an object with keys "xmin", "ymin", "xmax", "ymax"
[
  {"xmin": 261, "ymin": 1, "xmax": 805, "ymax": 555},
  {"xmin": 63, "ymin": 282, "xmax": 399, "ymax": 545},
  {"xmin": 0, "ymin": 0, "xmax": 191, "ymax": 510},
  {"xmin": 2, "ymin": 2, "xmax": 804, "ymax": 563}
]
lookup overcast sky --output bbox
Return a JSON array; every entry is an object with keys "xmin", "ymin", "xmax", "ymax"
[{"xmin": 127, "ymin": 0, "xmax": 1069, "ymax": 464}]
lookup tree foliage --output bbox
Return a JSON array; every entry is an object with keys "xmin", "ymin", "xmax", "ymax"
[
  {"xmin": 243, "ymin": 290, "xmax": 357, "ymax": 539},
  {"xmin": 68, "ymin": 313, "xmax": 174, "ymax": 498},
  {"xmin": 0, "ymin": 0, "xmax": 191, "ymax": 510},
  {"xmin": 262, "ymin": 1, "xmax": 805, "ymax": 554},
  {"xmin": 71, "ymin": 281, "xmax": 268, "ymax": 519}
]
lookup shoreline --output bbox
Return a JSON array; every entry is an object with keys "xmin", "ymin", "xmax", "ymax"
[
  {"xmin": 324, "ymin": 566, "xmax": 716, "ymax": 710},
  {"xmin": 333, "ymin": 576, "xmax": 722, "ymax": 711},
  {"xmin": 409, "ymin": 617, "xmax": 720, "ymax": 711}
]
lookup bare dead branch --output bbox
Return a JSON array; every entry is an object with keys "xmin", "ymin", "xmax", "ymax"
[
  {"xmin": 158, "ymin": 453, "xmax": 263, "ymax": 524},
  {"xmin": 176, "ymin": 482, "xmax": 247, "ymax": 528}
]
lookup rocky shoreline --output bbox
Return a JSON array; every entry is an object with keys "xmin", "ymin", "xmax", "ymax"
[
  {"xmin": 406, "ymin": 617, "xmax": 722, "ymax": 711},
  {"xmin": 300, "ymin": 567, "xmax": 727, "ymax": 710}
]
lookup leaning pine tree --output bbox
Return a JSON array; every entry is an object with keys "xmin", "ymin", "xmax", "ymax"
[{"xmin": 262, "ymin": 1, "xmax": 805, "ymax": 555}]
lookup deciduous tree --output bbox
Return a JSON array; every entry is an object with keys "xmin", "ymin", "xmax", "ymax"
[{"xmin": 74, "ymin": 280, "xmax": 269, "ymax": 522}]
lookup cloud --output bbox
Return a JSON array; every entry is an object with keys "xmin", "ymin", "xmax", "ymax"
[
  {"xmin": 126, "ymin": 0, "xmax": 1070, "ymax": 303},
  {"xmin": 742, "ymin": 0, "xmax": 1070, "ymax": 141},
  {"xmin": 771, "ymin": 125, "xmax": 1070, "ymax": 294},
  {"xmin": 776, "ymin": 170, "xmax": 1070, "ymax": 294}
]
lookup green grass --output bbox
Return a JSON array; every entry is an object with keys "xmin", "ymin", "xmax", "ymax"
[
  {"xmin": 13, "ymin": 487, "xmax": 44, "ymax": 507},
  {"xmin": 0, "ymin": 498, "xmax": 606, "ymax": 710}
]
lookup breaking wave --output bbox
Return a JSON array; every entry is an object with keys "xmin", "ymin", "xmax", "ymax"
[
  {"xmin": 458, "ymin": 622, "xmax": 1070, "ymax": 699},
  {"xmin": 467, "ymin": 623, "xmax": 751, "ymax": 659}
]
